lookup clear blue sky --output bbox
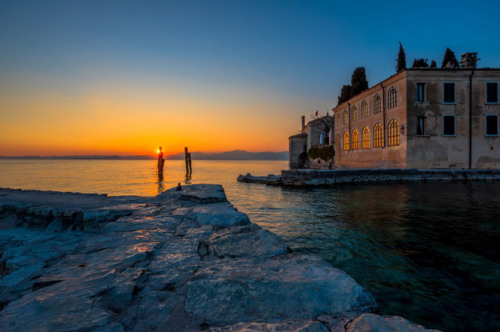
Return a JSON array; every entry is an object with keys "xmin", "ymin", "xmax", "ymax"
[{"xmin": 1, "ymin": 0, "xmax": 500, "ymax": 155}]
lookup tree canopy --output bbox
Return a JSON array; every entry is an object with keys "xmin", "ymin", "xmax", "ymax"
[
  {"xmin": 337, "ymin": 84, "xmax": 352, "ymax": 105},
  {"xmin": 350, "ymin": 67, "xmax": 369, "ymax": 97},
  {"xmin": 412, "ymin": 58, "xmax": 429, "ymax": 68},
  {"xmin": 441, "ymin": 48, "xmax": 460, "ymax": 68},
  {"xmin": 396, "ymin": 42, "xmax": 406, "ymax": 72}
]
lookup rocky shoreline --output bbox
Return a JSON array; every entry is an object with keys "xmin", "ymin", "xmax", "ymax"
[{"xmin": 0, "ymin": 185, "xmax": 438, "ymax": 331}]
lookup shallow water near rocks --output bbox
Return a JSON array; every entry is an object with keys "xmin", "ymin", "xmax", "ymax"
[{"xmin": 1, "ymin": 159, "xmax": 499, "ymax": 331}]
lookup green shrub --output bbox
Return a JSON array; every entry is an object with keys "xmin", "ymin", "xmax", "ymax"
[{"xmin": 307, "ymin": 146, "xmax": 335, "ymax": 161}]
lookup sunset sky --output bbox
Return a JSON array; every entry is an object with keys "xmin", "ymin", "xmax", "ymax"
[{"xmin": 1, "ymin": 0, "xmax": 500, "ymax": 156}]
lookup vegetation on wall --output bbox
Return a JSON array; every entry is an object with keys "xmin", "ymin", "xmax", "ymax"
[
  {"xmin": 430, "ymin": 60, "xmax": 437, "ymax": 68},
  {"xmin": 307, "ymin": 145, "xmax": 335, "ymax": 161},
  {"xmin": 396, "ymin": 42, "xmax": 406, "ymax": 72}
]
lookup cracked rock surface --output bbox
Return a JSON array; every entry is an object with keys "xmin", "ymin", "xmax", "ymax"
[{"xmin": 0, "ymin": 185, "xmax": 438, "ymax": 331}]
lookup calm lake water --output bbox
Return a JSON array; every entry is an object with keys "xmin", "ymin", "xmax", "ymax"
[{"xmin": 1, "ymin": 159, "xmax": 499, "ymax": 331}]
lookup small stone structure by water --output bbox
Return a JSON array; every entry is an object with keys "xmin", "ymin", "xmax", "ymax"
[
  {"xmin": 238, "ymin": 169, "xmax": 500, "ymax": 187},
  {"xmin": 0, "ymin": 185, "xmax": 438, "ymax": 331}
]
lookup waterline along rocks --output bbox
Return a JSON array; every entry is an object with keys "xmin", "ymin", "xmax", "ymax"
[
  {"xmin": 238, "ymin": 169, "xmax": 500, "ymax": 187},
  {"xmin": 0, "ymin": 185, "xmax": 438, "ymax": 331}
]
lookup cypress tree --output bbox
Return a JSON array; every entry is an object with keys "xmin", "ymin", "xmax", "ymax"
[
  {"xmin": 396, "ymin": 42, "xmax": 406, "ymax": 72},
  {"xmin": 351, "ymin": 67, "xmax": 369, "ymax": 97},
  {"xmin": 337, "ymin": 85, "xmax": 352, "ymax": 105},
  {"xmin": 441, "ymin": 48, "xmax": 460, "ymax": 68}
]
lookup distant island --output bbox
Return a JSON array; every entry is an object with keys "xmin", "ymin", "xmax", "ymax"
[{"xmin": 0, "ymin": 150, "xmax": 288, "ymax": 161}]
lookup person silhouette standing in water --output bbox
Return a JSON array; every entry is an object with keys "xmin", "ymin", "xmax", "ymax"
[{"xmin": 157, "ymin": 146, "xmax": 165, "ymax": 175}]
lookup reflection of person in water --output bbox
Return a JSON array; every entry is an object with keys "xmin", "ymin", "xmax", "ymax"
[{"xmin": 157, "ymin": 146, "xmax": 164, "ymax": 174}]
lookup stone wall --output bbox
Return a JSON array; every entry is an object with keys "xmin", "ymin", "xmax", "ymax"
[
  {"xmin": 288, "ymin": 133, "xmax": 307, "ymax": 169},
  {"xmin": 280, "ymin": 169, "xmax": 500, "ymax": 186}
]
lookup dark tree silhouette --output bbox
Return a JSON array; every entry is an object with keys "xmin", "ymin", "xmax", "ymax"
[
  {"xmin": 350, "ymin": 67, "xmax": 369, "ymax": 97},
  {"xmin": 396, "ymin": 42, "xmax": 406, "ymax": 72},
  {"xmin": 430, "ymin": 60, "xmax": 437, "ymax": 68},
  {"xmin": 412, "ymin": 58, "xmax": 429, "ymax": 68},
  {"xmin": 441, "ymin": 48, "xmax": 460, "ymax": 68},
  {"xmin": 337, "ymin": 84, "xmax": 352, "ymax": 105}
]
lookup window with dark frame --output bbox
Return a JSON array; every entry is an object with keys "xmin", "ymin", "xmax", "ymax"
[
  {"xmin": 443, "ymin": 83, "xmax": 455, "ymax": 103},
  {"xmin": 373, "ymin": 94, "xmax": 381, "ymax": 114},
  {"xmin": 343, "ymin": 109, "xmax": 349, "ymax": 124},
  {"xmin": 443, "ymin": 115, "xmax": 455, "ymax": 136},
  {"xmin": 388, "ymin": 88, "xmax": 397, "ymax": 108},
  {"xmin": 417, "ymin": 116, "xmax": 426, "ymax": 135},
  {"xmin": 388, "ymin": 119, "xmax": 400, "ymax": 146},
  {"xmin": 486, "ymin": 82, "xmax": 499, "ymax": 103},
  {"xmin": 486, "ymin": 115, "xmax": 499, "ymax": 136},
  {"xmin": 417, "ymin": 83, "xmax": 425, "ymax": 102}
]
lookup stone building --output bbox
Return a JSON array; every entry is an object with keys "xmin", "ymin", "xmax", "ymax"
[
  {"xmin": 332, "ymin": 53, "xmax": 500, "ymax": 169},
  {"xmin": 289, "ymin": 114, "xmax": 334, "ymax": 168}
]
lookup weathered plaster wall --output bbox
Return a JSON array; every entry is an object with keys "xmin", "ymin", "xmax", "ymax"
[
  {"xmin": 406, "ymin": 70, "xmax": 500, "ymax": 169},
  {"xmin": 289, "ymin": 134, "xmax": 307, "ymax": 169}
]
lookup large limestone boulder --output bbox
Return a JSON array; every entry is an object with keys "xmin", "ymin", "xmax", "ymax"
[
  {"xmin": 205, "ymin": 224, "xmax": 289, "ymax": 259},
  {"xmin": 185, "ymin": 253, "xmax": 377, "ymax": 325}
]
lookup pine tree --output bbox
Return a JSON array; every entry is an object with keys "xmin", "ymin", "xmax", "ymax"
[
  {"xmin": 441, "ymin": 48, "xmax": 460, "ymax": 68},
  {"xmin": 351, "ymin": 67, "xmax": 369, "ymax": 97},
  {"xmin": 337, "ymin": 85, "xmax": 352, "ymax": 105},
  {"xmin": 396, "ymin": 42, "xmax": 406, "ymax": 72},
  {"xmin": 412, "ymin": 58, "xmax": 429, "ymax": 68},
  {"xmin": 430, "ymin": 60, "xmax": 437, "ymax": 68}
]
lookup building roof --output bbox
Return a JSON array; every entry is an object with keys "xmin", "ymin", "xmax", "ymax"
[
  {"xmin": 288, "ymin": 132, "xmax": 307, "ymax": 139},
  {"xmin": 333, "ymin": 67, "xmax": 500, "ymax": 113}
]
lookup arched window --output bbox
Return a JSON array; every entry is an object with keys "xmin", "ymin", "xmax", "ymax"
[
  {"xmin": 352, "ymin": 105, "xmax": 358, "ymax": 121},
  {"xmin": 373, "ymin": 123, "xmax": 383, "ymax": 148},
  {"xmin": 352, "ymin": 129, "xmax": 359, "ymax": 150},
  {"xmin": 388, "ymin": 119, "xmax": 400, "ymax": 146},
  {"xmin": 388, "ymin": 88, "xmax": 397, "ymax": 109},
  {"xmin": 362, "ymin": 126, "xmax": 370, "ymax": 149},
  {"xmin": 373, "ymin": 94, "xmax": 381, "ymax": 114},
  {"xmin": 343, "ymin": 109, "xmax": 349, "ymax": 124},
  {"xmin": 343, "ymin": 131, "xmax": 350, "ymax": 151},
  {"xmin": 361, "ymin": 101, "xmax": 369, "ymax": 118}
]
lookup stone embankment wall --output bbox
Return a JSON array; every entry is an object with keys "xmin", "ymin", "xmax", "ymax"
[
  {"xmin": 0, "ymin": 186, "xmax": 438, "ymax": 331},
  {"xmin": 239, "ymin": 169, "xmax": 500, "ymax": 187},
  {"xmin": 280, "ymin": 169, "xmax": 500, "ymax": 186}
]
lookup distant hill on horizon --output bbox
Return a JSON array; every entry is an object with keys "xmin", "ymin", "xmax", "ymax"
[{"xmin": 0, "ymin": 150, "xmax": 288, "ymax": 161}]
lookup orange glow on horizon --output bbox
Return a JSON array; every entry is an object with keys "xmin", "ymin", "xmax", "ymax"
[{"xmin": 0, "ymin": 72, "xmax": 323, "ymax": 157}]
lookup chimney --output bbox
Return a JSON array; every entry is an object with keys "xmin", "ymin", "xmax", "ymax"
[
  {"xmin": 301, "ymin": 115, "xmax": 305, "ymax": 130},
  {"xmin": 461, "ymin": 52, "xmax": 479, "ymax": 69}
]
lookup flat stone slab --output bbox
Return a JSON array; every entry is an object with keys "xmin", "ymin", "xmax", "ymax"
[{"xmin": 0, "ymin": 184, "xmax": 439, "ymax": 331}]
